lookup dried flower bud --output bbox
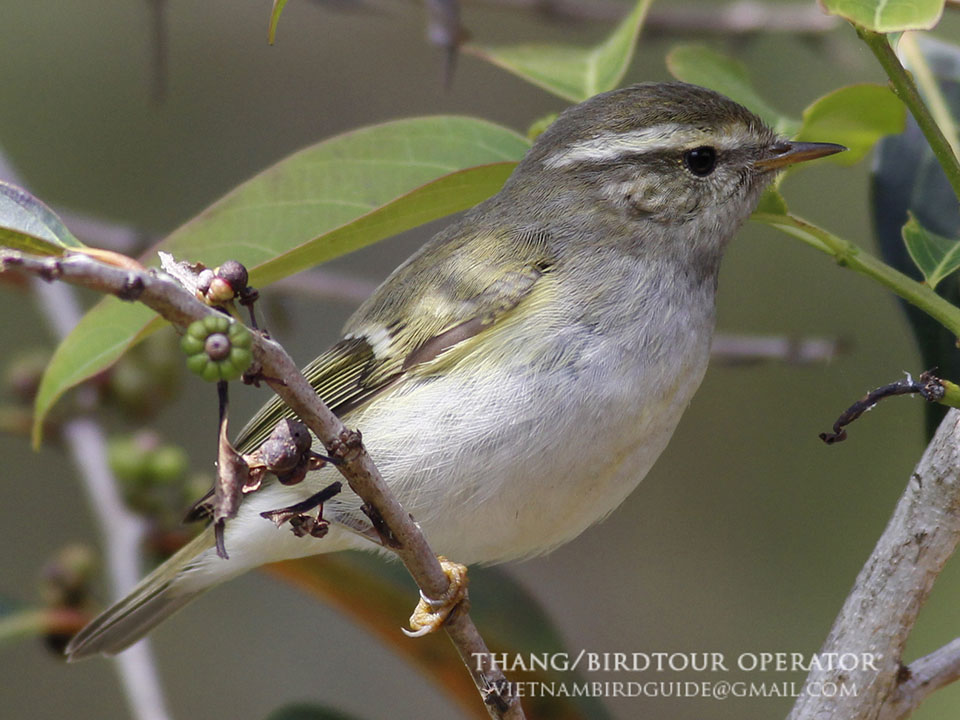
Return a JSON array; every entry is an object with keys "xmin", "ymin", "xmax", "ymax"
[
  {"xmin": 195, "ymin": 268, "xmax": 215, "ymax": 298},
  {"xmin": 216, "ymin": 260, "xmax": 249, "ymax": 293}
]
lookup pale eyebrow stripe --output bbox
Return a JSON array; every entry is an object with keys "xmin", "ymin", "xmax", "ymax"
[{"xmin": 543, "ymin": 123, "xmax": 757, "ymax": 169}]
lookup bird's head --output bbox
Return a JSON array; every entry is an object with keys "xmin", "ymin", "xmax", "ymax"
[{"xmin": 506, "ymin": 82, "xmax": 843, "ymax": 243}]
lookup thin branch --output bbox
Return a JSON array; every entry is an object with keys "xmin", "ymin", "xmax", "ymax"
[
  {"xmin": 787, "ymin": 409, "xmax": 960, "ymax": 720},
  {"xmin": 7, "ymin": 114, "xmax": 174, "ymax": 718},
  {"xmin": 710, "ymin": 332, "xmax": 842, "ymax": 365},
  {"xmin": 1, "ymin": 250, "xmax": 524, "ymax": 720},
  {"xmin": 424, "ymin": 0, "xmax": 465, "ymax": 87},
  {"xmin": 30, "ymin": 277, "xmax": 173, "ymax": 720},
  {"xmin": 879, "ymin": 637, "xmax": 960, "ymax": 720},
  {"xmin": 61, "ymin": 413, "xmax": 173, "ymax": 720},
  {"xmin": 818, "ymin": 370, "xmax": 951, "ymax": 444}
]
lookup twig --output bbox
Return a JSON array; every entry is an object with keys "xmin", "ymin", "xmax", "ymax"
[
  {"xmin": 819, "ymin": 370, "xmax": 948, "ymax": 444},
  {"xmin": 31, "ymin": 277, "xmax": 172, "ymax": 720},
  {"xmin": 787, "ymin": 409, "xmax": 960, "ymax": 720},
  {"xmin": 878, "ymin": 637, "xmax": 960, "ymax": 720},
  {"xmin": 1, "ymin": 250, "xmax": 523, "ymax": 720},
  {"xmin": 2, "ymin": 145, "xmax": 172, "ymax": 718},
  {"xmin": 60, "ymin": 413, "xmax": 173, "ymax": 720},
  {"xmin": 710, "ymin": 332, "xmax": 842, "ymax": 365},
  {"xmin": 424, "ymin": 0, "xmax": 465, "ymax": 87}
]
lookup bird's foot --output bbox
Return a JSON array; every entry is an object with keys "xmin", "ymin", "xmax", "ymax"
[{"xmin": 403, "ymin": 557, "xmax": 469, "ymax": 638}]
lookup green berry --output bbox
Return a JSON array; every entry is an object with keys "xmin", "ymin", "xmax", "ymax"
[{"xmin": 181, "ymin": 316, "xmax": 253, "ymax": 381}]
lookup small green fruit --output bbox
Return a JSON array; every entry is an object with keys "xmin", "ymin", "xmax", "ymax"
[{"xmin": 181, "ymin": 316, "xmax": 253, "ymax": 381}]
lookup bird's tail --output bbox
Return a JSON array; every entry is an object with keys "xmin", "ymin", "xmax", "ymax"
[{"xmin": 65, "ymin": 528, "xmax": 217, "ymax": 661}]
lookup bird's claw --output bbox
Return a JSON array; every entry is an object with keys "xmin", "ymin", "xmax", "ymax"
[{"xmin": 403, "ymin": 557, "xmax": 468, "ymax": 638}]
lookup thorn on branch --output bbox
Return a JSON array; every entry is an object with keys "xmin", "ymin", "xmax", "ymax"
[{"xmin": 820, "ymin": 370, "xmax": 947, "ymax": 444}]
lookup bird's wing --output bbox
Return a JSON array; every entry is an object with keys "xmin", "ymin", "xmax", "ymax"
[{"xmin": 233, "ymin": 227, "xmax": 554, "ymax": 454}]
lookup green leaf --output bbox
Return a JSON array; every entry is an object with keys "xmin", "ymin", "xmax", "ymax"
[
  {"xmin": 0, "ymin": 181, "xmax": 84, "ymax": 255},
  {"xmin": 820, "ymin": 0, "xmax": 945, "ymax": 32},
  {"xmin": 33, "ymin": 117, "xmax": 529, "ymax": 444},
  {"xmin": 268, "ymin": 0, "xmax": 287, "ymax": 45},
  {"xmin": 796, "ymin": 84, "xmax": 905, "ymax": 164},
  {"xmin": 0, "ymin": 227, "xmax": 67, "ymax": 257},
  {"xmin": 465, "ymin": 0, "xmax": 653, "ymax": 102},
  {"xmin": 902, "ymin": 213, "xmax": 960, "ymax": 289},
  {"xmin": 666, "ymin": 45, "xmax": 799, "ymax": 136}
]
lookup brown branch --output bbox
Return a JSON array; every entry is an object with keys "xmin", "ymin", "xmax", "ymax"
[
  {"xmin": 819, "ymin": 371, "xmax": 946, "ymax": 444},
  {"xmin": 787, "ymin": 409, "xmax": 960, "ymax": 720},
  {"xmin": 0, "ymin": 249, "xmax": 523, "ymax": 720},
  {"xmin": 878, "ymin": 637, "xmax": 960, "ymax": 720}
]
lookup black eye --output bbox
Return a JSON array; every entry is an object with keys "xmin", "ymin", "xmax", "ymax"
[{"xmin": 683, "ymin": 146, "xmax": 717, "ymax": 177}]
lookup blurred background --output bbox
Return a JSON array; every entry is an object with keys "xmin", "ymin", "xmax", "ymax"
[{"xmin": 1, "ymin": 1, "xmax": 959, "ymax": 718}]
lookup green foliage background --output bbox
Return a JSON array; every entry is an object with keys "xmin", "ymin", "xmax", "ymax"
[{"xmin": 2, "ymin": 1, "xmax": 960, "ymax": 719}]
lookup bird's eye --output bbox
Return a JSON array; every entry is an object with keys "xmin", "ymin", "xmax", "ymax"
[{"xmin": 683, "ymin": 146, "xmax": 717, "ymax": 177}]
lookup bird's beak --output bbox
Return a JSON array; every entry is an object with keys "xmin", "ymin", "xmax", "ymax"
[{"xmin": 755, "ymin": 141, "xmax": 847, "ymax": 171}]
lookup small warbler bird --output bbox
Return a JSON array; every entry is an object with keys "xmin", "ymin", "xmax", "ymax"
[{"xmin": 66, "ymin": 82, "xmax": 843, "ymax": 659}]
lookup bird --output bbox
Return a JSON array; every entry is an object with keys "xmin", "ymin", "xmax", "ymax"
[{"xmin": 65, "ymin": 81, "xmax": 844, "ymax": 660}]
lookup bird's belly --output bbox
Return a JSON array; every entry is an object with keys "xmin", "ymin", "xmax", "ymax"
[
  {"xmin": 347, "ymin": 339, "xmax": 711, "ymax": 564},
  {"xmin": 201, "ymin": 328, "xmax": 713, "ymax": 583}
]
